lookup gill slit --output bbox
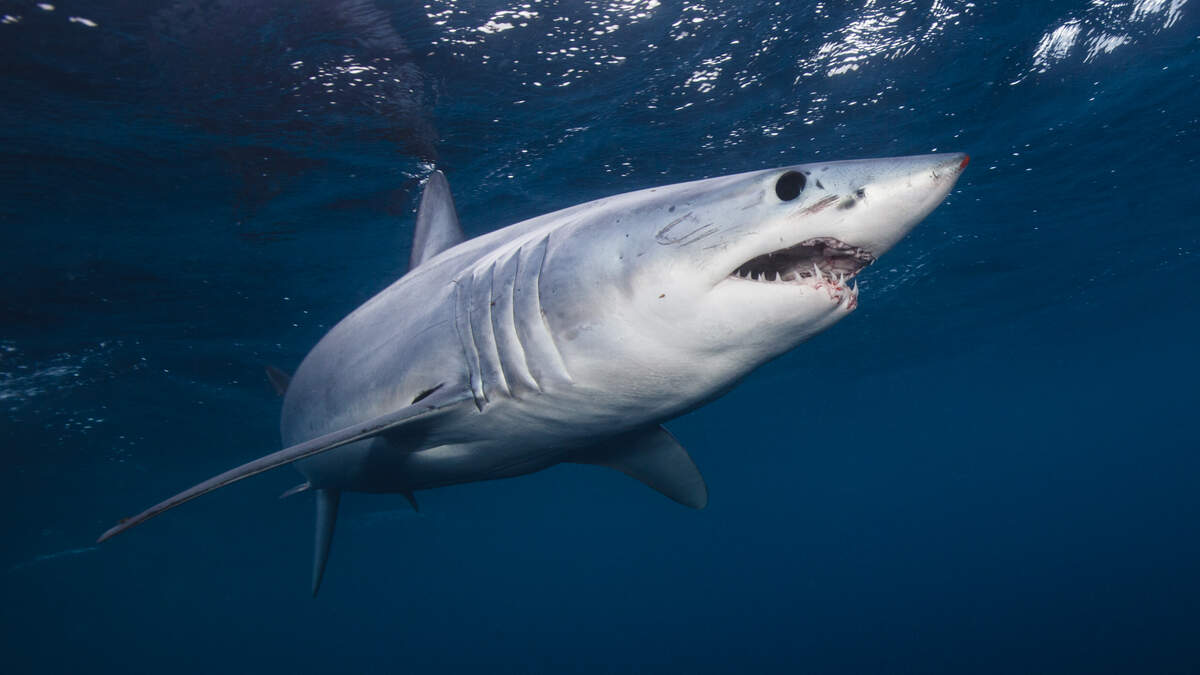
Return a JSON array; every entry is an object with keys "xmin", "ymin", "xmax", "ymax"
[
  {"xmin": 453, "ymin": 279, "xmax": 486, "ymax": 410},
  {"xmin": 479, "ymin": 263, "xmax": 511, "ymax": 397},
  {"xmin": 505, "ymin": 249, "xmax": 541, "ymax": 392},
  {"xmin": 533, "ymin": 234, "xmax": 573, "ymax": 383}
]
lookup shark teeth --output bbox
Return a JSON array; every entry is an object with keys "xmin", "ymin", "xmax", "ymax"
[
  {"xmin": 727, "ymin": 236, "xmax": 871, "ymax": 308},
  {"xmin": 733, "ymin": 238, "xmax": 872, "ymax": 280},
  {"xmin": 729, "ymin": 256, "xmax": 860, "ymax": 308}
]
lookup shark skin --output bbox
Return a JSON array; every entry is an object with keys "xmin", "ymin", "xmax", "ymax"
[{"xmin": 99, "ymin": 153, "xmax": 969, "ymax": 593}]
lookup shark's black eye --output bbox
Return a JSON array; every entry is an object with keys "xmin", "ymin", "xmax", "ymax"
[{"xmin": 775, "ymin": 171, "xmax": 806, "ymax": 201}]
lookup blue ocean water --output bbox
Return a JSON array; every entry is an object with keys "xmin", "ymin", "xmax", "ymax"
[{"xmin": 2, "ymin": 0, "xmax": 1199, "ymax": 672}]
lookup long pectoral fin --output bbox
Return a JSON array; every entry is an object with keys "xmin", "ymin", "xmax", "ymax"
[
  {"xmin": 409, "ymin": 170, "xmax": 464, "ymax": 270},
  {"xmin": 572, "ymin": 426, "xmax": 708, "ymax": 509},
  {"xmin": 311, "ymin": 489, "xmax": 340, "ymax": 597},
  {"xmin": 97, "ymin": 385, "xmax": 470, "ymax": 543}
]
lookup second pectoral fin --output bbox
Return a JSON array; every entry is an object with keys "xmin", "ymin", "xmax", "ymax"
[{"xmin": 572, "ymin": 426, "xmax": 708, "ymax": 509}]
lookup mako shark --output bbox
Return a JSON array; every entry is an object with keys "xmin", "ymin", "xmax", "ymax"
[{"xmin": 99, "ymin": 153, "xmax": 969, "ymax": 594}]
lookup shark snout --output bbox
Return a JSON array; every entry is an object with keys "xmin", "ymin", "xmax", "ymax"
[
  {"xmin": 830, "ymin": 152, "xmax": 969, "ymax": 259},
  {"xmin": 929, "ymin": 152, "xmax": 970, "ymax": 185},
  {"xmin": 871, "ymin": 152, "xmax": 969, "ymax": 198}
]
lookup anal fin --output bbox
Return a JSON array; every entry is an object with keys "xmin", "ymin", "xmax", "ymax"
[
  {"xmin": 312, "ymin": 488, "xmax": 341, "ymax": 597},
  {"xmin": 279, "ymin": 482, "xmax": 310, "ymax": 500},
  {"xmin": 572, "ymin": 426, "xmax": 708, "ymax": 509}
]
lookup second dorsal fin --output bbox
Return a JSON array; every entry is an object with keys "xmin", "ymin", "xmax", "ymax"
[{"xmin": 409, "ymin": 170, "xmax": 464, "ymax": 270}]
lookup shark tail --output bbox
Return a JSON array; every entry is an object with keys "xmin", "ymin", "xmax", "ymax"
[{"xmin": 311, "ymin": 488, "xmax": 340, "ymax": 597}]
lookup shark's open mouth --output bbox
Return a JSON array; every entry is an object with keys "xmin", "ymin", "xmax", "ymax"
[
  {"xmin": 731, "ymin": 237, "xmax": 875, "ymax": 283},
  {"xmin": 729, "ymin": 237, "xmax": 874, "ymax": 307}
]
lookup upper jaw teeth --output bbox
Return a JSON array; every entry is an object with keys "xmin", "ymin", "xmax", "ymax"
[
  {"xmin": 731, "ymin": 238, "xmax": 874, "ymax": 283},
  {"xmin": 730, "ymin": 262, "xmax": 860, "ymax": 303},
  {"xmin": 729, "ymin": 245, "xmax": 865, "ymax": 308},
  {"xmin": 730, "ymin": 260, "xmax": 861, "ymax": 286}
]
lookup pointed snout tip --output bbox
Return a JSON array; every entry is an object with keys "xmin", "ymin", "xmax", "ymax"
[
  {"xmin": 904, "ymin": 152, "xmax": 969, "ymax": 178},
  {"xmin": 939, "ymin": 152, "xmax": 969, "ymax": 174},
  {"xmin": 930, "ymin": 152, "xmax": 969, "ymax": 182}
]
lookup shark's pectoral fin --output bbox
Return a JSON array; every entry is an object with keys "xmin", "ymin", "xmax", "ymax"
[
  {"xmin": 572, "ymin": 426, "xmax": 708, "ymax": 509},
  {"xmin": 312, "ymin": 488, "xmax": 340, "ymax": 597},
  {"xmin": 265, "ymin": 365, "xmax": 291, "ymax": 396},
  {"xmin": 97, "ymin": 385, "xmax": 472, "ymax": 543},
  {"xmin": 409, "ymin": 170, "xmax": 464, "ymax": 270}
]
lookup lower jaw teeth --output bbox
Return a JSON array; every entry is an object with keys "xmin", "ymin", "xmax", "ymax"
[
  {"xmin": 730, "ymin": 267, "xmax": 861, "ymax": 301},
  {"xmin": 733, "ymin": 268, "xmax": 856, "ymax": 284}
]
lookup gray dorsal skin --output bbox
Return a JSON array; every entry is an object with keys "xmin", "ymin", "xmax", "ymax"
[
  {"xmin": 572, "ymin": 426, "xmax": 708, "ymax": 509},
  {"xmin": 98, "ymin": 154, "xmax": 969, "ymax": 592},
  {"xmin": 312, "ymin": 488, "xmax": 340, "ymax": 597},
  {"xmin": 408, "ymin": 170, "xmax": 464, "ymax": 270},
  {"xmin": 265, "ymin": 366, "xmax": 291, "ymax": 397}
]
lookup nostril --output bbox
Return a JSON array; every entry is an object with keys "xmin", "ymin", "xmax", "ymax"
[{"xmin": 854, "ymin": 188, "xmax": 866, "ymax": 199}]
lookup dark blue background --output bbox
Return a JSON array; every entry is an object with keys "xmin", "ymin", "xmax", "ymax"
[{"xmin": 2, "ymin": 1, "xmax": 1198, "ymax": 672}]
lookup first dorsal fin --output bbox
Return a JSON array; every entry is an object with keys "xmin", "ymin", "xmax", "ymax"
[
  {"xmin": 97, "ymin": 384, "xmax": 472, "ymax": 543},
  {"xmin": 572, "ymin": 426, "xmax": 708, "ymax": 509},
  {"xmin": 408, "ymin": 170, "xmax": 464, "ymax": 270}
]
